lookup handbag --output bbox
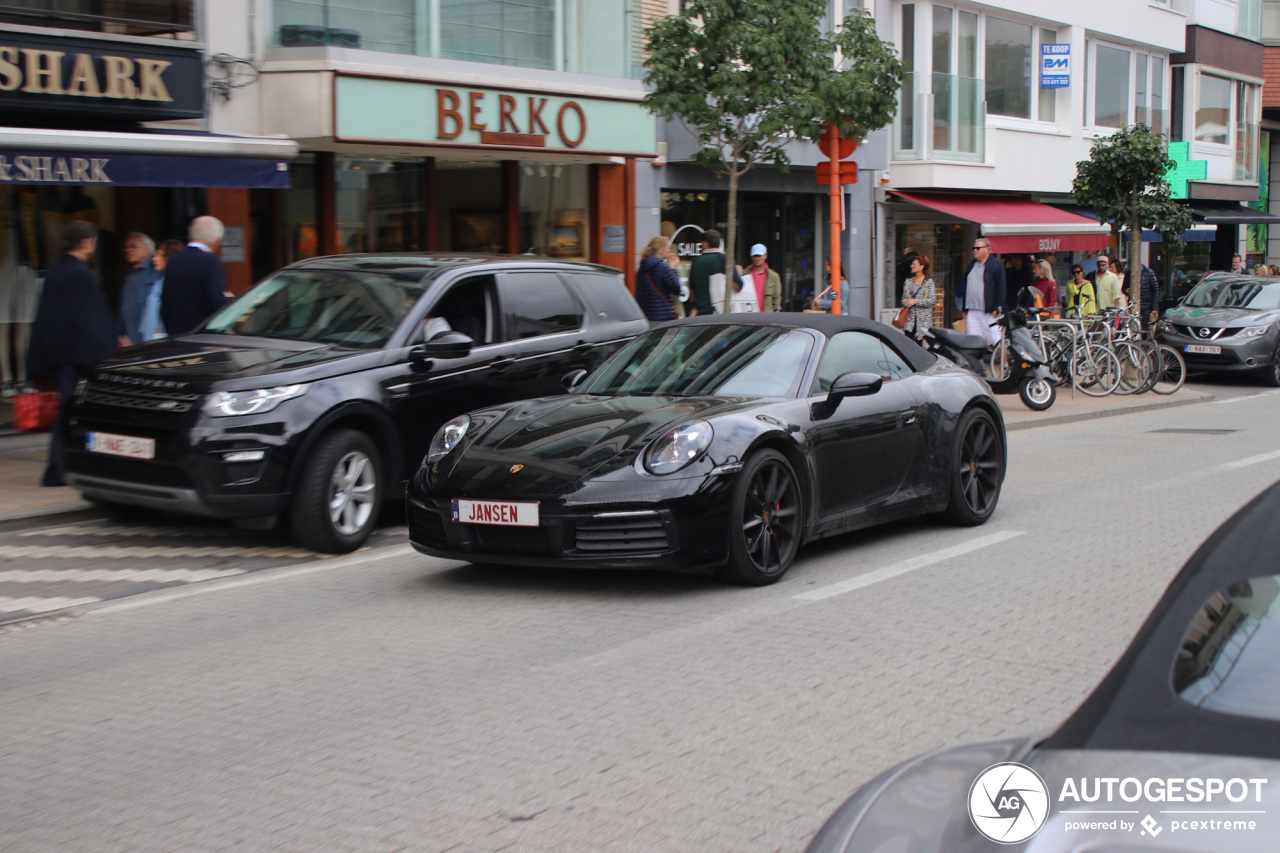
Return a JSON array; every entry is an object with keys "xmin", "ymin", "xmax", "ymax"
[
  {"xmin": 892, "ymin": 306, "xmax": 909, "ymax": 329},
  {"xmin": 14, "ymin": 390, "xmax": 59, "ymax": 432}
]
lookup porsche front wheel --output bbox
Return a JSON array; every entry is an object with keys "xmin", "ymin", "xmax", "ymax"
[
  {"xmin": 718, "ymin": 449, "xmax": 803, "ymax": 586},
  {"xmin": 943, "ymin": 409, "xmax": 1004, "ymax": 526}
]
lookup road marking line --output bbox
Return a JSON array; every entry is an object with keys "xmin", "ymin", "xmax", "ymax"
[
  {"xmin": 0, "ymin": 595, "xmax": 103, "ymax": 613},
  {"xmin": 1215, "ymin": 391, "xmax": 1280, "ymax": 405},
  {"xmin": 91, "ymin": 543, "xmax": 415, "ymax": 616},
  {"xmin": 0, "ymin": 544, "xmax": 312, "ymax": 559},
  {"xmin": 0, "ymin": 567, "xmax": 245, "ymax": 584},
  {"xmin": 792, "ymin": 530, "xmax": 1026, "ymax": 602},
  {"xmin": 1222, "ymin": 449, "xmax": 1280, "ymax": 469}
]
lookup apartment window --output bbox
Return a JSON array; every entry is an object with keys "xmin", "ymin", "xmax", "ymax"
[
  {"xmin": 1196, "ymin": 74, "xmax": 1232, "ymax": 145},
  {"xmin": 1094, "ymin": 43, "xmax": 1130, "ymax": 128},
  {"xmin": 1235, "ymin": 81, "xmax": 1259, "ymax": 180},
  {"xmin": 1240, "ymin": 0, "xmax": 1263, "ymax": 40},
  {"xmin": 1265, "ymin": 0, "xmax": 1280, "ymax": 42},
  {"xmin": 985, "ymin": 17, "xmax": 1032, "ymax": 119}
]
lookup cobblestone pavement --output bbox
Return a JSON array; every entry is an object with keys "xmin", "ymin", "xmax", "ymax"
[{"xmin": 1, "ymin": 390, "xmax": 1279, "ymax": 852}]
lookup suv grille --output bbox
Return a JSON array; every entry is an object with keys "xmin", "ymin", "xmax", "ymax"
[
  {"xmin": 1173, "ymin": 325, "xmax": 1243, "ymax": 341},
  {"xmin": 66, "ymin": 453, "xmax": 194, "ymax": 489},
  {"xmin": 85, "ymin": 376, "xmax": 202, "ymax": 413},
  {"xmin": 574, "ymin": 513, "xmax": 669, "ymax": 554}
]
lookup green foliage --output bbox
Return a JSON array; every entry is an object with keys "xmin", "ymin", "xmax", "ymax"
[
  {"xmin": 1073, "ymin": 124, "xmax": 1193, "ymax": 314},
  {"xmin": 643, "ymin": 1, "xmax": 903, "ymax": 177}
]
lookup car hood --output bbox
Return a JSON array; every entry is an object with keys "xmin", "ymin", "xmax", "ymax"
[
  {"xmin": 445, "ymin": 393, "xmax": 762, "ymax": 495},
  {"xmin": 96, "ymin": 335, "xmax": 371, "ymax": 387},
  {"xmin": 808, "ymin": 743, "xmax": 1280, "ymax": 852},
  {"xmin": 1166, "ymin": 305, "xmax": 1278, "ymax": 327}
]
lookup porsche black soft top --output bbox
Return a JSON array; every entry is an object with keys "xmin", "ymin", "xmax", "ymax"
[
  {"xmin": 1044, "ymin": 479, "xmax": 1280, "ymax": 760},
  {"xmin": 671, "ymin": 313, "xmax": 939, "ymax": 373}
]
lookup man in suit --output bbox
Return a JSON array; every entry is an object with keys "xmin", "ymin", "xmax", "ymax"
[
  {"xmin": 160, "ymin": 216, "xmax": 231, "ymax": 335},
  {"xmin": 956, "ymin": 237, "xmax": 1006, "ymax": 347}
]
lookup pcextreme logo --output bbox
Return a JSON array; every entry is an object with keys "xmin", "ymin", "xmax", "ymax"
[{"xmin": 969, "ymin": 762, "xmax": 1050, "ymax": 844}]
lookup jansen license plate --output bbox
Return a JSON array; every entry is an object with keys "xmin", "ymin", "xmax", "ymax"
[
  {"xmin": 1185, "ymin": 344, "xmax": 1222, "ymax": 355},
  {"xmin": 452, "ymin": 499, "xmax": 540, "ymax": 527},
  {"xmin": 85, "ymin": 431, "xmax": 155, "ymax": 460}
]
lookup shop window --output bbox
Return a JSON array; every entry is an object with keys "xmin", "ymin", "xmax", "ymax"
[
  {"xmin": 499, "ymin": 272, "xmax": 583, "ymax": 339},
  {"xmin": 436, "ymin": 164, "xmax": 502, "ymax": 252},
  {"xmin": 335, "ymin": 157, "xmax": 431, "ymax": 254},
  {"xmin": 984, "ymin": 17, "xmax": 1032, "ymax": 119},
  {"xmin": 519, "ymin": 164, "xmax": 590, "ymax": 260}
]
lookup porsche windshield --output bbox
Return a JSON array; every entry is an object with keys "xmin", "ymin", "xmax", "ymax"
[
  {"xmin": 1183, "ymin": 279, "xmax": 1280, "ymax": 310},
  {"xmin": 583, "ymin": 325, "xmax": 813, "ymax": 398},
  {"xmin": 199, "ymin": 269, "xmax": 428, "ymax": 348}
]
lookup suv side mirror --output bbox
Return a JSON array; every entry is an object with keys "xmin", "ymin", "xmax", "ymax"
[
  {"xmin": 424, "ymin": 331, "xmax": 473, "ymax": 359},
  {"xmin": 828, "ymin": 371, "xmax": 882, "ymax": 405},
  {"xmin": 561, "ymin": 369, "xmax": 588, "ymax": 391}
]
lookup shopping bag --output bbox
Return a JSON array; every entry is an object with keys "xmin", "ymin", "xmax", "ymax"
[
  {"xmin": 951, "ymin": 317, "xmax": 968, "ymax": 334},
  {"xmin": 14, "ymin": 390, "xmax": 59, "ymax": 432}
]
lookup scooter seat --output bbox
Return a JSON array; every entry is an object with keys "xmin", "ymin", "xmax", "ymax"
[{"xmin": 928, "ymin": 326, "xmax": 988, "ymax": 350}]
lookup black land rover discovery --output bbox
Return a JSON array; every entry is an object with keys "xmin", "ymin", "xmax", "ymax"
[{"xmin": 63, "ymin": 254, "xmax": 647, "ymax": 552}]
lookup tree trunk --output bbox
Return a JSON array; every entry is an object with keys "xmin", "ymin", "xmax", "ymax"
[
  {"xmin": 1129, "ymin": 187, "xmax": 1143, "ymax": 320},
  {"xmin": 724, "ymin": 169, "xmax": 739, "ymax": 314}
]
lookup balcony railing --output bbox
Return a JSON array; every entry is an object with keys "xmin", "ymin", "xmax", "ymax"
[
  {"xmin": 893, "ymin": 71, "xmax": 986, "ymax": 164},
  {"xmin": 0, "ymin": 2, "xmax": 193, "ymax": 38}
]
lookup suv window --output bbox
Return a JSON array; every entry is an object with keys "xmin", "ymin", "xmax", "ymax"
[
  {"xmin": 568, "ymin": 272, "xmax": 645, "ymax": 324},
  {"xmin": 500, "ymin": 272, "xmax": 584, "ymax": 339},
  {"xmin": 1173, "ymin": 575, "xmax": 1280, "ymax": 722},
  {"xmin": 814, "ymin": 332, "xmax": 911, "ymax": 391},
  {"xmin": 428, "ymin": 275, "xmax": 497, "ymax": 345}
]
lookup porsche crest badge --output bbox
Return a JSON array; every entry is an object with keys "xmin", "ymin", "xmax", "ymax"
[{"xmin": 509, "ymin": 464, "xmax": 524, "ymax": 474}]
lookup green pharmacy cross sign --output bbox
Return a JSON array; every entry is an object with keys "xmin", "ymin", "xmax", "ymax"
[{"xmin": 1164, "ymin": 141, "xmax": 1208, "ymax": 200}]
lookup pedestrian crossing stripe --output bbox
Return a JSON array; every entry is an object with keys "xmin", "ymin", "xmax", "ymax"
[
  {"xmin": 0, "ymin": 544, "xmax": 312, "ymax": 559},
  {"xmin": 0, "ymin": 567, "xmax": 246, "ymax": 584}
]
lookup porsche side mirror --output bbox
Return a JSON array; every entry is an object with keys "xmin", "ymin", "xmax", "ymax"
[
  {"xmin": 561, "ymin": 369, "xmax": 588, "ymax": 391},
  {"xmin": 828, "ymin": 371, "xmax": 883, "ymax": 401},
  {"xmin": 424, "ymin": 331, "xmax": 473, "ymax": 360}
]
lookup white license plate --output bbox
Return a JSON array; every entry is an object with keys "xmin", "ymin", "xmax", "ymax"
[
  {"xmin": 85, "ymin": 432, "xmax": 155, "ymax": 460},
  {"xmin": 451, "ymin": 499, "xmax": 540, "ymax": 527},
  {"xmin": 1185, "ymin": 344, "xmax": 1222, "ymax": 355}
]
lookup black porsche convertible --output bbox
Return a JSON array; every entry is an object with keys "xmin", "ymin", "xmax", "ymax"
[{"xmin": 407, "ymin": 314, "xmax": 1006, "ymax": 585}]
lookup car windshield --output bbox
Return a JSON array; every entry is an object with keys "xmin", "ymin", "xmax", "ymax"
[
  {"xmin": 1182, "ymin": 279, "xmax": 1280, "ymax": 310},
  {"xmin": 582, "ymin": 324, "xmax": 813, "ymax": 398},
  {"xmin": 199, "ymin": 269, "xmax": 428, "ymax": 348}
]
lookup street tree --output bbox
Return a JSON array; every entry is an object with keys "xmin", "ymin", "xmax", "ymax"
[
  {"xmin": 644, "ymin": 1, "xmax": 903, "ymax": 312},
  {"xmin": 1072, "ymin": 124, "xmax": 1193, "ymax": 319}
]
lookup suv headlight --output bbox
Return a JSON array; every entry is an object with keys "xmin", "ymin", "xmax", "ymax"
[
  {"xmin": 427, "ymin": 415, "xmax": 470, "ymax": 464},
  {"xmin": 203, "ymin": 384, "xmax": 307, "ymax": 417},
  {"xmin": 1238, "ymin": 324, "xmax": 1273, "ymax": 338},
  {"xmin": 643, "ymin": 420, "xmax": 713, "ymax": 475}
]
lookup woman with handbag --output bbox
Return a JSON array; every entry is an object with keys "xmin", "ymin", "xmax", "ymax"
[
  {"xmin": 898, "ymin": 255, "xmax": 936, "ymax": 342},
  {"xmin": 635, "ymin": 235, "xmax": 682, "ymax": 322},
  {"xmin": 26, "ymin": 220, "xmax": 117, "ymax": 487}
]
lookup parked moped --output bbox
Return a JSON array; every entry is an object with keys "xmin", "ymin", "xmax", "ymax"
[{"xmin": 923, "ymin": 308, "xmax": 1057, "ymax": 411}]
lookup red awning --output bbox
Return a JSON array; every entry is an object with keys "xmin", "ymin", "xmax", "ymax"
[{"xmin": 891, "ymin": 191, "xmax": 1111, "ymax": 253}]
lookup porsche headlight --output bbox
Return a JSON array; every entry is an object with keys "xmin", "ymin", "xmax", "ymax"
[
  {"xmin": 1239, "ymin": 324, "xmax": 1274, "ymax": 338},
  {"xmin": 203, "ymin": 384, "xmax": 307, "ymax": 417},
  {"xmin": 427, "ymin": 415, "xmax": 470, "ymax": 464},
  {"xmin": 643, "ymin": 420, "xmax": 713, "ymax": 475}
]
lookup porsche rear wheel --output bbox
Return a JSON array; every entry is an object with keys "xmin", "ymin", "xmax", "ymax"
[
  {"xmin": 718, "ymin": 449, "xmax": 803, "ymax": 586},
  {"xmin": 943, "ymin": 409, "xmax": 1004, "ymax": 526}
]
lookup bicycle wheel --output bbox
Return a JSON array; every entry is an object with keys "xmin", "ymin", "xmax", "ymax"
[
  {"xmin": 1042, "ymin": 336, "xmax": 1072, "ymax": 386},
  {"xmin": 1152, "ymin": 345, "xmax": 1187, "ymax": 395},
  {"xmin": 1113, "ymin": 342, "xmax": 1156, "ymax": 395},
  {"xmin": 1072, "ymin": 344, "xmax": 1121, "ymax": 397},
  {"xmin": 989, "ymin": 338, "xmax": 1012, "ymax": 382}
]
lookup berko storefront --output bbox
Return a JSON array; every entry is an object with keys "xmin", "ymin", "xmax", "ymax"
[{"xmin": 257, "ymin": 67, "xmax": 656, "ymax": 289}]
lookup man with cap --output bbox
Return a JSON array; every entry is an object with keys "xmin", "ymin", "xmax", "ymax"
[{"xmin": 747, "ymin": 243, "xmax": 782, "ymax": 313}]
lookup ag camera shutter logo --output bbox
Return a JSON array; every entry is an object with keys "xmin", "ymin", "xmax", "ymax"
[{"xmin": 968, "ymin": 762, "xmax": 1050, "ymax": 844}]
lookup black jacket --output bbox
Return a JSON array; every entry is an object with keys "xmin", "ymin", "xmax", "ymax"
[
  {"xmin": 160, "ymin": 246, "xmax": 230, "ymax": 335},
  {"xmin": 957, "ymin": 255, "xmax": 1007, "ymax": 314},
  {"xmin": 635, "ymin": 255, "xmax": 681, "ymax": 321},
  {"xmin": 27, "ymin": 254, "xmax": 117, "ymax": 378}
]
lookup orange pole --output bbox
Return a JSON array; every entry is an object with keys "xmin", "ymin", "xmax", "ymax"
[{"xmin": 826, "ymin": 126, "xmax": 842, "ymax": 315}]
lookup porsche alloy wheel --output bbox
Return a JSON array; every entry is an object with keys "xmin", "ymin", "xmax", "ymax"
[
  {"xmin": 944, "ymin": 409, "xmax": 1003, "ymax": 525},
  {"xmin": 720, "ymin": 449, "xmax": 803, "ymax": 586}
]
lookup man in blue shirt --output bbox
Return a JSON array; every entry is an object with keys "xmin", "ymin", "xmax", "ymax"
[{"xmin": 118, "ymin": 232, "xmax": 162, "ymax": 345}]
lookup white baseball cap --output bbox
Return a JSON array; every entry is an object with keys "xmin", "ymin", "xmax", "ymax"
[{"xmin": 749, "ymin": 243, "xmax": 767, "ymax": 256}]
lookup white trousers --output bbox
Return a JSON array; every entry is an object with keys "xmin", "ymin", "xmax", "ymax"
[{"xmin": 967, "ymin": 309, "xmax": 1002, "ymax": 347}]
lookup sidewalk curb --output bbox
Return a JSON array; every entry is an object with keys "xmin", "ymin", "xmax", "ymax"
[{"xmin": 1004, "ymin": 391, "xmax": 1215, "ymax": 432}]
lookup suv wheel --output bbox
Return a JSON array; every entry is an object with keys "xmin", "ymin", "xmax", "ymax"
[{"xmin": 290, "ymin": 428, "xmax": 383, "ymax": 553}]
